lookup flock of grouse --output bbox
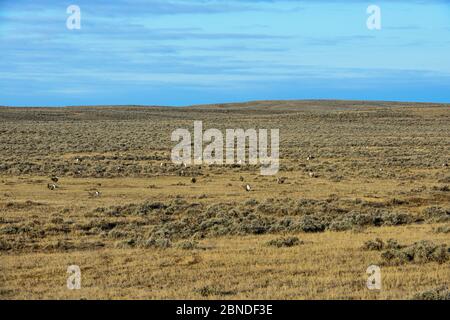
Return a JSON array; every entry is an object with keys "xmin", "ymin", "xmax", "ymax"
[
  {"xmin": 47, "ymin": 175, "xmax": 101, "ymax": 197},
  {"xmin": 45, "ymin": 155, "xmax": 324, "ymax": 195}
]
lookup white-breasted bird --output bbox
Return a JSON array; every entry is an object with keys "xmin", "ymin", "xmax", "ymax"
[
  {"xmin": 88, "ymin": 190, "xmax": 101, "ymax": 197},
  {"xmin": 47, "ymin": 183, "xmax": 58, "ymax": 190}
]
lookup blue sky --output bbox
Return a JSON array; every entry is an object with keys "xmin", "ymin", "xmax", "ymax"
[{"xmin": 1, "ymin": 0, "xmax": 450, "ymax": 106}]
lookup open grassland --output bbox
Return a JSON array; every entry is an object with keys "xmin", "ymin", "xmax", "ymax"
[{"xmin": 0, "ymin": 100, "xmax": 449, "ymax": 299}]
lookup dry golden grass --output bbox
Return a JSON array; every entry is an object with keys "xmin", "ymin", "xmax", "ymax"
[
  {"xmin": 0, "ymin": 101, "xmax": 449, "ymax": 300},
  {"xmin": 1, "ymin": 224, "xmax": 448, "ymax": 300}
]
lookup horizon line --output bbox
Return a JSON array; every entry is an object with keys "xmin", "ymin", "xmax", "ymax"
[{"xmin": 1, "ymin": 98, "xmax": 450, "ymax": 109}]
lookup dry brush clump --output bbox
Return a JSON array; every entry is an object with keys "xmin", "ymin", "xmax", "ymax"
[
  {"xmin": 176, "ymin": 240, "xmax": 200, "ymax": 250},
  {"xmin": 195, "ymin": 285, "xmax": 236, "ymax": 297},
  {"xmin": 421, "ymin": 206, "xmax": 450, "ymax": 223},
  {"xmin": 362, "ymin": 238, "xmax": 449, "ymax": 266},
  {"xmin": 433, "ymin": 224, "xmax": 450, "ymax": 234},
  {"xmin": 361, "ymin": 238, "xmax": 403, "ymax": 251},
  {"xmin": 88, "ymin": 198, "xmax": 427, "ymax": 247},
  {"xmin": 266, "ymin": 236, "xmax": 303, "ymax": 248},
  {"xmin": 0, "ymin": 195, "xmax": 442, "ymax": 254},
  {"xmin": 412, "ymin": 286, "xmax": 450, "ymax": 300},
  {"xmin": 41, "ymin": 240, "xmax": 105, "ymax": 252},
  {"xmin": 380, "ymin": 241, "xmax": 449, "ymax": 266},
  {"xmin": 0, "ymin": 239, "xmax": 12, "ymax": 251}
]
